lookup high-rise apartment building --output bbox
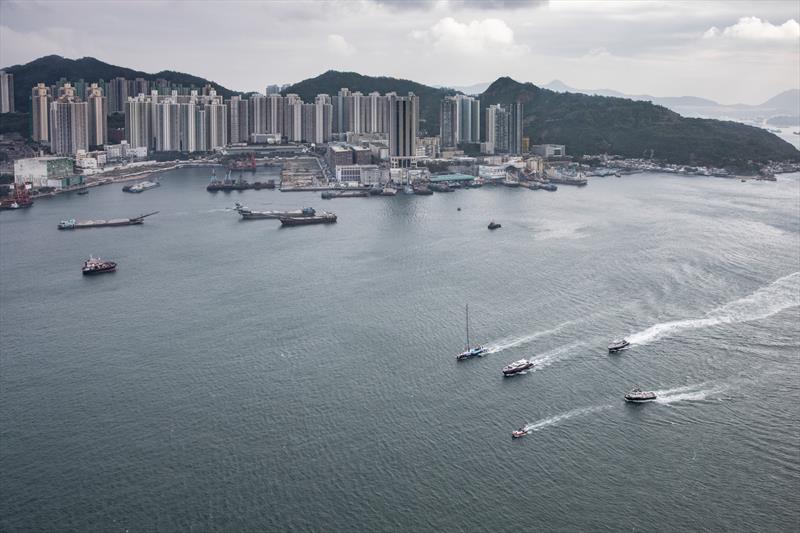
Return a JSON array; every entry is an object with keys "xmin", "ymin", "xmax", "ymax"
[
  {"xmin": 440, "ymin": 94, "xmax": 480, "ymax": 147},
  {"xmin": 484, "ymin": 102, "xmax": 523, "ymax": 154},
  {"xmin": 228, "ymin": 95, "xmax": 250, "ymax": 144},
  {"xmin": 124, "ymin": 94, "xmax": 152, "ymax": 150},
  {"xmin": 440, "ymin": 96, "xmax": 459, "ymax": 148},
  {"xmin": 265, "ymin": 85, "xmax": 281, "ymax": 95},
  {"xmin": 87, "ymin": 83, "xmax": 108, "ymax": 147},
  {"xmin": 31, "ymin": 83, "xmax": 52, "ymax": 143},
  {"xmin": 206, "ymin": 100, "xmax": 228, "ymax": 150},
  {"xmin": 508, "ymin": 102, "xmax": 523, "ymax": 155},
  {"xmin": 0, "ymin": 71, "xmax": 14, "ymax": 113},
  {"xmin": 266, "ymin": 94, "xmax": 284, "ymax": 135},
  {"xmin": 250, "ymin": 94, "xmax": 267, "ymax": 135},
  {"xmin": 108, "ymin": 77, "xmax": 128, "ymax": 114},
  {"xmin": 314, "ymin": 94, "xmax": 333, "ymax": 144},
  {"xmin": 49, "ymin": 92, "xmax": 88, "ymax": 156},
  {"xmin": 389, "ymin": 93, "xmax": 419, "ymax": 168}
]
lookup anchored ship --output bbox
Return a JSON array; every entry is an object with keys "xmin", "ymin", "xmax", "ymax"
[
  {"xmin": 58, "ymin": 211, "xmax": 158, "ymax": 230},
  {"xmin": 0, "ymin": 186, "xmax": 33, "ymax": 210},
  {"xmin": 279, "ymin": 212, "xmax": 337, "ymax": 226},
  {"xmin": 234, "ymin": 202, "xmax": 315, "ymax": 220},
  {"xmin": 125, "ymin": 180, "xmax": 160, "ymax": 193},
  {"xmin": 82, "ymin": 256, "xmax": 117, "ymax": 275}
]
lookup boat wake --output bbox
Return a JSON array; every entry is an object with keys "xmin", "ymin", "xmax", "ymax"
[
  {"xmin": 530, "ymin": 342, "xmax": 583, "ymax": 370},
  {"xmin": 652, "ymin": 383, "xmax": 726, "ymax": 405},
  {"xmin": 523, "ymin": 405, "xmax": 611, "ymax": 433},
  {"xmin": 486, "ymin": 320, "xmax": 574, "ymax": 354},
  {"xmin": 627, "ymin": 272, "xmax": 800, "ymax": 346}
]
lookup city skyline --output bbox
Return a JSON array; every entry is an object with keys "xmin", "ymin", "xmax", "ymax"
[{"xmin": 0, "ymin": 1, "xmax": 798, "ymax": 105}]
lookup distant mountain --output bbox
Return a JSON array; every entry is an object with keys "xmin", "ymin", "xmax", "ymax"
[
  {"xmin": 438, "ymin": 82, "xmax": 491, "ymax": 95},
  {"xmin": 759, "ymin": 90, "xmax": 800, "ymax": 116},
  {"xmin": 543, "ymin": 80, "xmax": 799, "ymax": 123},
  {"xmin": 1, "ymin": 55, "xmax": 239, "ymax": 113},
  {"xmin": 283, "ymin": 70, "xmax": 458, "ymax": 135},
  {"xmin": 482, "ymin": 77, "xmax": 799, "ymax": 166}
]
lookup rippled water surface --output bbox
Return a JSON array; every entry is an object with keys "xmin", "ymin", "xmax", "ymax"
[{"xmin": 1, "ymin": 170, "xmax": 798, "ymax": 531}]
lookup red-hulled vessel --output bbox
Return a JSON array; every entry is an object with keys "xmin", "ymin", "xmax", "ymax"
[{"xmin": 0, "ymin": 185, "xmax": 34, "ymax": 210}]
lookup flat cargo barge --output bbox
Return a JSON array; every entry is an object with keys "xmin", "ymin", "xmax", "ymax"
[
  {"xmin": 58, "ymin": 211, "xmax": 158, "ymax": 230},
  {"xmin": 279, "ymin": 213, "xmax": 337, "ymax": 226}
]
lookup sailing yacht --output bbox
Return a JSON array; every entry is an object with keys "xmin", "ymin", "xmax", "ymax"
[{"xmin": 456, "ymin": 304, "xmax": 487, "ymax": 360}]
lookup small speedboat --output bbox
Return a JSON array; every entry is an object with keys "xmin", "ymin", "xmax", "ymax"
[
  {"xmin": 608, "ymin": 339, "xmax": 630, "ymax": 353},
  {"xmin": 624, "ymin": 388, "xmax": 657, "ymax": 403},
  {"xmin": 512, "ymin": 429, "xmax": 527, "ymax": 438},
  {"xmin": 502, "ymin": 358, "xmax": 534, "ymax": 376},
  {"xmin": 76, "ymin": 189, "xmax": 89, "ymax": 195},
  {"xmin": 488, "ymin": 221, "xmax": 501, "ymax": 230}
]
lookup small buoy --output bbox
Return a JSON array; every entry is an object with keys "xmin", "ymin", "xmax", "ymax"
[{"xmin": 457, "ymin": 207, "xmax": 461, "ymax": 211}]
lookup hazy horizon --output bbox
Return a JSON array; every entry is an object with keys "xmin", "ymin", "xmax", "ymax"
[{"xmin": 1, "ymin": 0, "xmax": 798, "ymax": 105}]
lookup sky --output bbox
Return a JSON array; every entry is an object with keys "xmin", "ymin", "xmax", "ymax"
[{"xmin": 0, "ymin": 0, "xmax": 798, "ymax": 104}]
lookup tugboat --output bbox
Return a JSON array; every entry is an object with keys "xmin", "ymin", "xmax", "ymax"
[
  {"xmin": 82, "ymin": 256, "xmax": 117, "ymax": 275},
  {"xmin": 488, "ymin": 221, "xmax": 501, "ymax": 230},
  {"xmin": 512, "ymin": 428, "xmax": 527, "ymax": 438},
  {"xmin": 624, "ymin": 388, "xmax": 657, "ymax": 403},
  {"xmin": 608, "ymin": 339, "xmax": 630, "ymax": 353},
  {"xmin": 502, "ymin": 358, "xmax": 534, "ymax": 376},
  {"xmin": 456, "ymin": 304, "xmax": 487, "ymax": 360}
]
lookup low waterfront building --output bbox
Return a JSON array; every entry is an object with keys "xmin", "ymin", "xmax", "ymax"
[
  {"xmin": 531, "ymin": 144, "xmax": 566, "ymax": 158},
  {"xmin": 250, "ymin": 133, "xmax": 282, "ymax": 144},
  {"xmin": 326, "ymin": 144, "xmax": 354, "ymax": 170},
  {"xmin": 352, "ymin": 146, "xmax": 372, "ymax": 165},
  {"xmin": 14, "ymin": 156, "xmax": 75, "ymax": 189},
  {"xmin": 75, "ymin": 149, "xmax": 107, "ymax": 170},
  {"xmin": 478, "ymin": 164, "xmax": 507, "ymax": 181},
  {"xmin": 334, "ymin": 164, "xmax": 385, "ymax": 185},
  {"xmin": 104, "ymin": 141, "xmax": 148, "ymax": 161}
]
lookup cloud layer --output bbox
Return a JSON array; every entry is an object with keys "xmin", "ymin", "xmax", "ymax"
[
  {"xmin": 0, "ymin": 1, "xmax": 798, "ymax": 104},
  {"xmin": 704, "ymin": 17, "xmax": 800, "ymax": 41}
]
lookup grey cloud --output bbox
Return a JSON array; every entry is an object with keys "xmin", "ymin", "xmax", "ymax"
[{"xmin": 370, "ymin": 0, "xmax": 547, "ymax": 11}]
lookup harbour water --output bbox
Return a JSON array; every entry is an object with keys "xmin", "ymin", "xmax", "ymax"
[{"xmin": 1, "ymin": 168, "xmax": 798, "ymax": 531}]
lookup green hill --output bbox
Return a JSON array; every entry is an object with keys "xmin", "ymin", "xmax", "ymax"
[
  {"xmin": 2, "ymin": 55, "xmax": 238, "ymax": 113},
  {"xmin": 282, "ymin": 70, "xmax": 457, "ymax": 136},
  {"xmin": 481, "ymin": 77, "xmax": 799, "ymax": 166}
]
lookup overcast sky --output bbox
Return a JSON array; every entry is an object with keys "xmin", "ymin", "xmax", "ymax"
[{"xmin": 1, "ymin": 0, "xmax": 798, "ymax": 104}]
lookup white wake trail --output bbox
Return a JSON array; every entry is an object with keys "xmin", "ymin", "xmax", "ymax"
[
  {"xmin": 523, "ymin": 405, "xmax": 611, "ymax": 433},
  {"xmin": 486, "ymin": 320, "xmax": 574, "ymax": 354},
  {"xmin": 628, "ymin": 272, "xmax": 800, "ymax": 346},
  {"xmin": 652, "ymin": 383, "xmax": 726, "ymax": 405},
  {"xmin": 530, "ymin": 342, "xmax": 583, "ymax": 369}
]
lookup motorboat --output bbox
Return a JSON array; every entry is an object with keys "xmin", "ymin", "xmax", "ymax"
[
  {"xmin": 512, "ymin": 429, "xmax": 527, "ymax": 438},
  {"xmin": 624, "ymin": 388, "xmax": 657, "ymax": 402},
  {"xmin": 502, "ymin": 359, "xmax": 534, "ymax": 376},
  {"xmin": 608, "ymin": 339, "xmax": 630, "ymax": 353},
  {"xmin": 488, "ymin": 221, "xmax": 501, "ymax": 230}
]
